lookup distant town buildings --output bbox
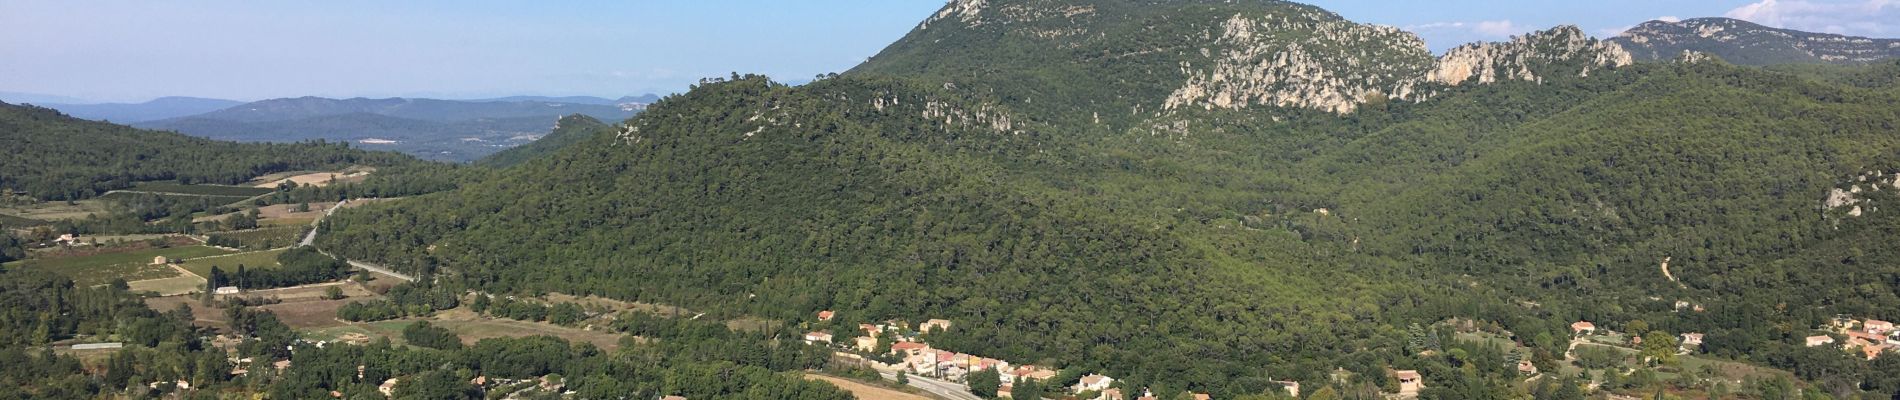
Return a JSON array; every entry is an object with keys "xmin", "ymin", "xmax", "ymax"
[
  {"xmin": 1570, "ymin": 321, "xmax": 1596, "ymax": 336},
  {"xmin": 1395, "ymin": 370, "xmax": 1423, "ymax": 397}
]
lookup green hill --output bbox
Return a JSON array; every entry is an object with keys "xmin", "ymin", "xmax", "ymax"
[
  {"xmin": 0, "ymin": 101, "xmax": 417, "ymax": 200},
  {"xmin": 475, "ymin": 114, "xmax": 613, "ymax": 168},
  {"xmin": 313, "ymin": 1, "xmax": 1900, "ymax": 396}
]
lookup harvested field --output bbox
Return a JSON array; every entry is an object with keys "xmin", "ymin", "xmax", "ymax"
[
  {"xmin": 252, "ymin": 170, "xmax": 372, "ymax": 188},
  {"xmin": 804, "ymin": 374, "xmax": 932, "ymax": 400},
  {"xmin": 128, "ymin": 272, "xmax": 206, "ymax": 296},
  {"xmin": 261, "ymin": 298, "xmax": 370, "ymax": 329}
]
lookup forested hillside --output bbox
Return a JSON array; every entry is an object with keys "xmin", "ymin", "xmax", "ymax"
[
  {"xmin": 1611, "ymin": 18, "xmax": 1900, "ymax": 65},
  {"xmin": 0, "ymin": 102, "xmax": 417, "ymax": 200},
  {"xmin": 308, "ymin": 0, "xmax": 1900, "ymax": 397},
  {"xmin": 476, "ymin": 114, "xmax": 612, "ymax": 168}
]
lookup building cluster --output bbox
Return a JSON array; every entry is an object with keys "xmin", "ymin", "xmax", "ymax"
[
  {"xmin": 807, "ymin": 311, "xmax": 1299, "ymax": 400},
  {"xmin": 1571, "ymin": 321, "xmax": 1706, "ymax": 354},
  {"xmin": 1809, "ymin": 317, "xmax": 1898, "ymax": 360}
]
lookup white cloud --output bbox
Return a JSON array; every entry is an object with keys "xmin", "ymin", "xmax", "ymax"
[
  {"xmin": 1406, "ymin": 20, "xmax": 1524, "ymax": 38},
  {"xmin": 1724, "ymin": 0, "xmax": 1899, "ymax": 37},
  {"xmin": 1657, "ymin": 16, "xmax": 1682, "ymax": 23}
]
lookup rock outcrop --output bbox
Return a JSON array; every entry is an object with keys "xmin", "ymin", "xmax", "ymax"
[
  {"xmin": 1427, "ymin": 26, "xmax": 1633, "ymax": 86},
  {"xmin": 1610, "ymin": 17, "xmax": 1900, "ymax": 65}
]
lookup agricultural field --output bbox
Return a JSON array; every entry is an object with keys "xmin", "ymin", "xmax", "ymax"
[
  {"xmin": 127, "ymin": 273, "xmax": 206, "ymax": 296},
  {"xmin": 3, "ymin": 245, "xmax": 233, "ymax": 286},
  {"xmin": 130, "ymin": 181, "xmax": 274, "ymax": 197},
  {"xmin": 248, "ymin": 167, "xmax": 374, "ymax": 188},
  {"xmin": 260, "ymin": 217, "xmax": 316, "ymax": 227},
  {"xmin": 0, "ymin": 213, "xmax": 48, "ymax": 228},
  {"xmin": 97, "ymin": 191, "xmax": 252, "ymax": 206},
  {"xmin": 176, "ymin": 248, "xmax": 286, "ymax": 279},
  {"xmin": 804, "ymin": 374, "xmax": 932, "ymax": 400},
  {"xmin": 0, "ymin": 199, "xmax": 112, "ymax": 221},
  {"xmin": 198, "ymin": 202, "xmax": 332, "ymax": 226},
  {"xmin": 206, "ymin": 226, "xmax": 307, "ymax": 250}
]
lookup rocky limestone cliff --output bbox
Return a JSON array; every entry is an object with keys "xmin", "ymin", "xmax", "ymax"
[
  {"xmin": 1163, "ymin": 12, "xmax": 1434, "ymax": 114},
  {"xmin": 1610, "ymin": 17, "xmax": 1900, "ymax": 65},
  {"xmin": 861, "ymin": 0, "xmax": 1645, "ymax": 119},
  {"xmin": 1427, "ymin": 26, "xmax": 1634, "ymax": 86}
]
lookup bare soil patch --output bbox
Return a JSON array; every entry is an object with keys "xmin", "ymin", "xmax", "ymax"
[{"xmin": 805, "ymin": 374, "xmax": 933, "ymax": 400}]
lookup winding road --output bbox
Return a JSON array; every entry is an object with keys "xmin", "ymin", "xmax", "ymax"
[{"xmin": 298, "ymin": 199, "xmax": 416, "ymax": 282}]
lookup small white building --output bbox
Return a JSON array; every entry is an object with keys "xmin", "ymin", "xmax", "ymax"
[
  {"xmin": 71, "ymin": 342, "xmax": 123, "ymax": 350},
  {"xmin": 1074, "ymin": 374, "xmax": 1115, "ymax": 393},
  {"xmin": 1806, "ymin": 335, "xmax": 1837, "ymax": 347},
  {"xmin": 803, "ymin": 331, "xmax": 833, "ymax": 344},
  {"xmin": 214, "ymin": 286, "xmax": 241, "ymax": 295}
]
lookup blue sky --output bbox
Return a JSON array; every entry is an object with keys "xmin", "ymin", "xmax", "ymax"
[{"xmin": 2, "ymin": 0, "xmax": 1893, "ymax": 103}]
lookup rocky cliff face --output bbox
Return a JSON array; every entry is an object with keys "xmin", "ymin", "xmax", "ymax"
[
  {"xmin": 1162, "ymin": 11, "xmax": 1434, "ymax": 114},
  {"xmin": 1610, "ymin": 17, "xmax": 1900, "ymax": 65},
  {"xmin": 856, "ymin": 0, "xmax": 1644, "ymax": 119},
  {"xmin": 1428, "ymin": 26, "xmax": 1633, "ymax": 86}
]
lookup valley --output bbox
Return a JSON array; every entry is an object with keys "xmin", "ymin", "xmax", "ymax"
[{"xmin": 4, "ymin": 1, "xmax": 1900, "ymax": 399}]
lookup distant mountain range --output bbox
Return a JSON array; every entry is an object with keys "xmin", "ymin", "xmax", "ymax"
[
  {"xmin": 36, "ymin": 97, "xmax": 244, "ymax": 123},
  {"xmin": 1611, "ymin": 17, "xmax": 1900, "ymax": 65},
  {"xmin": 131, "ymin": 96, "xmax": 657, "ymax": 162}
]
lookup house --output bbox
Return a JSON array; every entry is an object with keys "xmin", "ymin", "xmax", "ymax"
[
  {"xmin": 273, "ymin": 360, "xmax": 292, "ymax": 370},
  {"xmin": 1570, "ymin": 321, "xmax": 1596, "ymax": 336},
  {"xmin": 817, "ymin": 310, "xmax": 835, "ymax": 321},
  {"xmin": 1192, "ymin": 393, "xmax": 1210, "ymax": 400},
  {"xmin": 1273, "ymin": 381, "xmax": 1301, "ymax": 398},
  {"xmin": 854, "ymin": 336, "xmax": 877, "ymax": 352},
  {"xmin": 1868, "ymin": 320, "xmax": 1896, "ymax": 335},
  {"xmin": 1679, "ymin": 333, "xmax": 1710, "ymax": 348},
  {"xmin": 922, "ymin": 319, "xmax": 953, "ymax": 332},
  {"xmin": 1098, "ymin": 388, "xmax": 1126, "ymax": 400},
  {"xmin": 1013, "ymin": 365, "xmax": 1056, "ymax": 382},
  {"xmin": 152, "ymin": 256, "xmax": 169, "ymax": 265},
  {"xmin": 999, "ymin": 384, "xmax": 1014, "ymax": 399},
  {"xmin": 1806, "ymin": 335, "xmax": 1837, "ymax": 347},
  {"xmin": 803, "ymin": 331, "xmax": 833, "ymax": 344},
  {"xmin": 54, "ymin": 234, "xmax": 78, "ymax": 245},
  {"xmin": 891, "ymin": 341, "xmax": 931, "ymax": 356},
  {"xmin": 378, "ymin": 378, "xmax": 399, "ymax": 396},
  {"xmin": 1075, "ymin": 374, "xmax": 1115, "ymax": 393},
  {"xmin": 70, "ymin": 342, "xmax": 123, "ymax": 350},
  {"xmin": 214, "ymin": 286, "xmax": 240, "ymax": 295},
  {"xmin": 860, "ymin": 323, "xmax": 883, "ymax": 336},
  {"xmin": 1395, "ymin": 370, "xmax": 1423, "ymax": 396},
  {"xmin": 1517, "ymin": 360, "xmax": 1539, "ymax": 375},
  {"xmin": 1858, "ymin": 343, "xmax": 1892, "ymax": 360},
  {"xmin": 662, "ymin": 396, "xmax": 687, "ymax": 400}
]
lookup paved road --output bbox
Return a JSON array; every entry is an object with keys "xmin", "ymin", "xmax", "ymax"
[
  {"xmin": 880, "ymin": 372, "xmax": 982, "ymax": 400},
  {"xmin": 296, "ymin": 199, "xmax": 417, "ymax": 282}
]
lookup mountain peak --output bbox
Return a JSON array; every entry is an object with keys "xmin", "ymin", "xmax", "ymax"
[{"xmin": 1610, "ymin": 17, "xmax": 1900, "ymax": 65}]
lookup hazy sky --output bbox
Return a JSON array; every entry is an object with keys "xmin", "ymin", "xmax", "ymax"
[{"xmin": 2, "ymin": 0, "xmax": 1893, "ymax": 103}]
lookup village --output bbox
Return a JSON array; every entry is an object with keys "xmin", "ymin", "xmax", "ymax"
[
  {"xmin": 804, "ymin": 311, "xmax": 1304, "ymax": 400},
  {"xmin": 1804, "ymin": 317, "xmax": 1898, "ymax": 360}
]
